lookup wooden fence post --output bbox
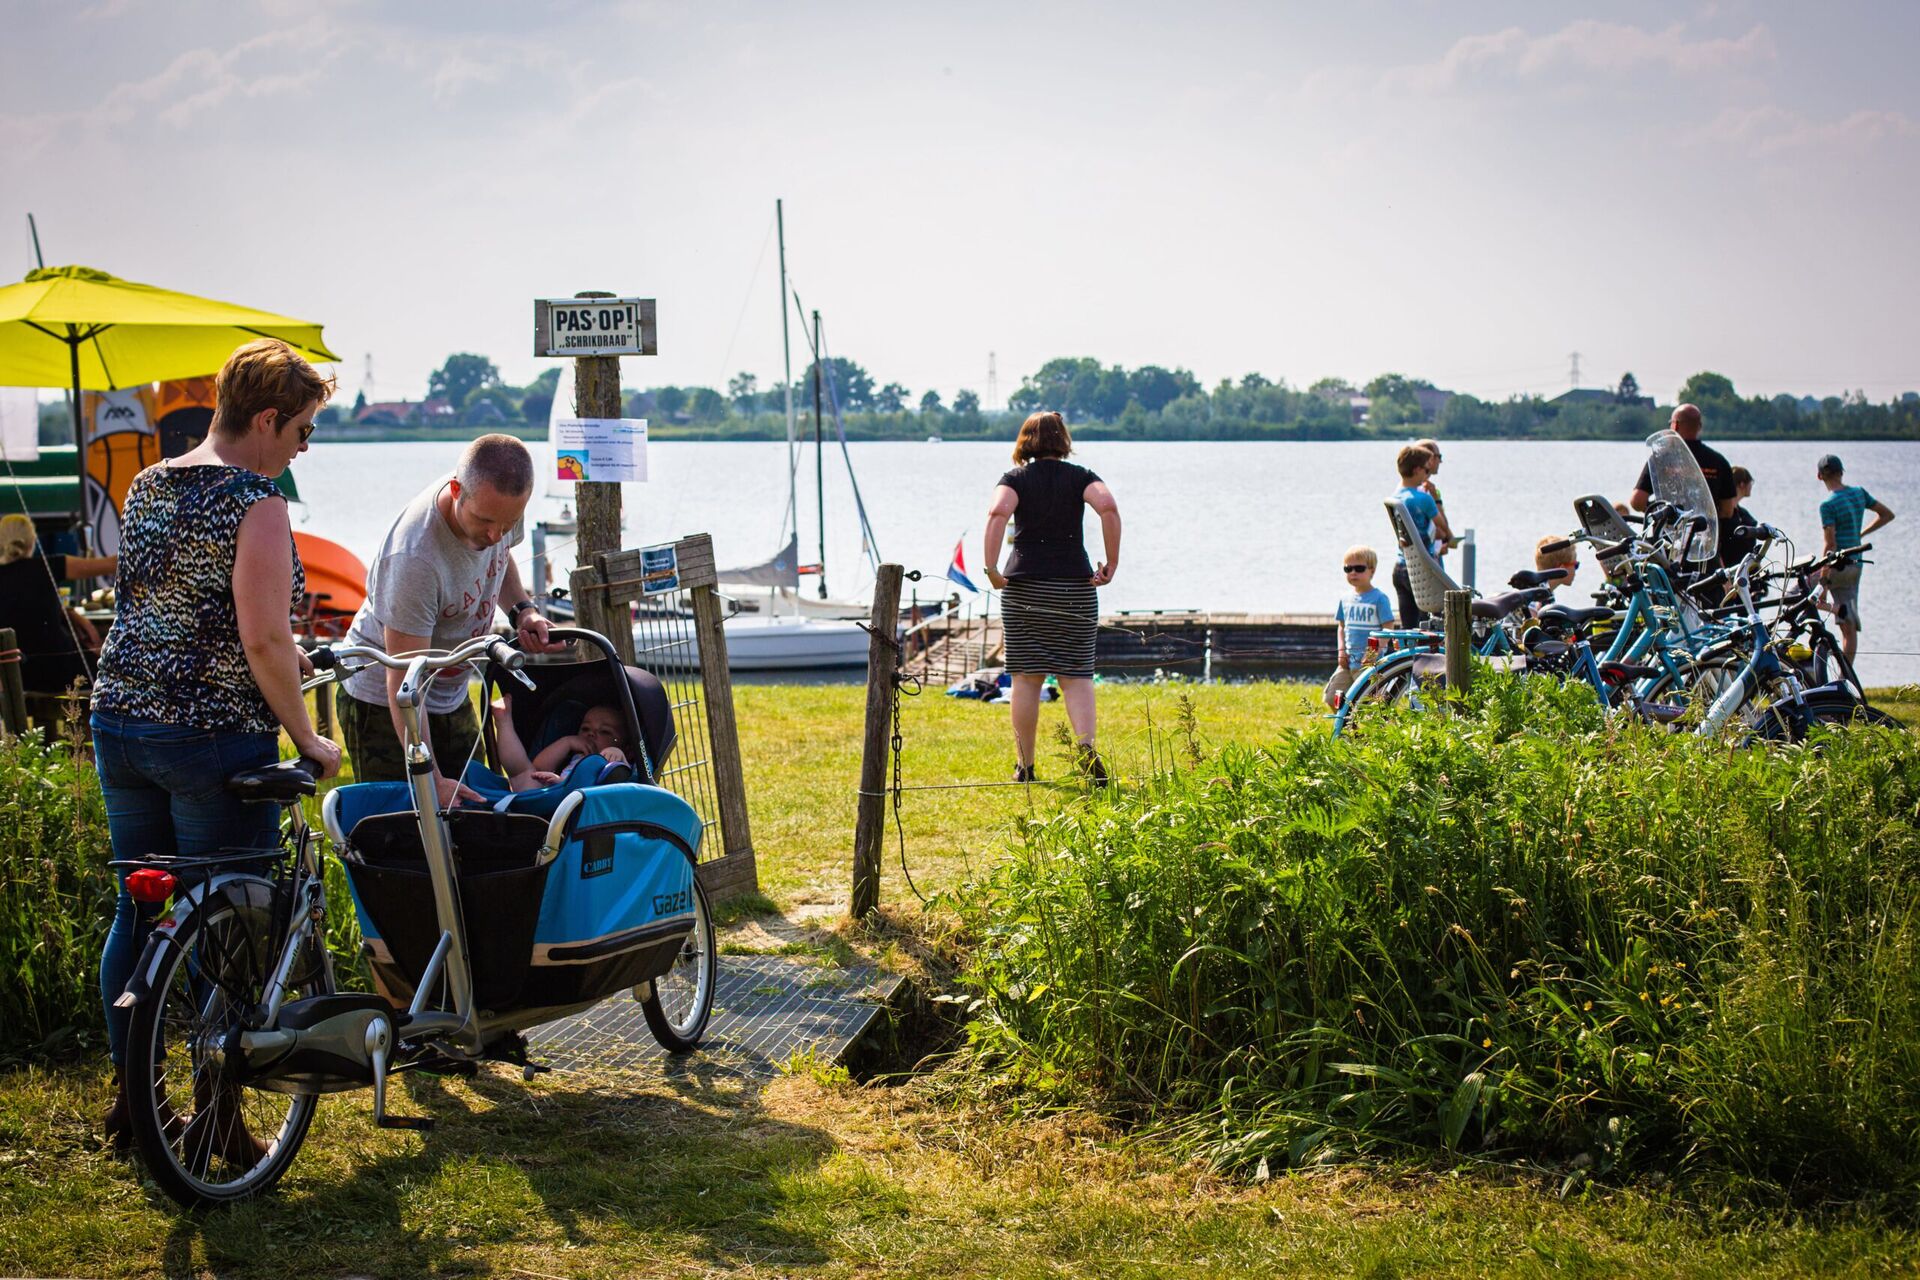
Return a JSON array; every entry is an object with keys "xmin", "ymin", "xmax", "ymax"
[
  {"xmin": 0, "ymin": 628, "xmax": 26, "ymax": 738},
  {"xmin": 1443, "ymin": 590, "xmax": 1473, "ymax": 695},
  {"xmin": 851, "ymin": 564, "xmax": 904, "ymax": 920},
  {"xmin": 690, "ymin": 572, "xmax": 755, "ymax": 899}
]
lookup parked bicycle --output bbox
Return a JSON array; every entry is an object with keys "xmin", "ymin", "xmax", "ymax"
[{"xmin": 110, "ymin": 627, "xmax": 715, "ymax": 1208}]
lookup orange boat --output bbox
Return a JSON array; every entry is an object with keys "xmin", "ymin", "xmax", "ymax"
[{"xmin": 292, "ymin": 531, "xmax": 367, "ymax": 638}]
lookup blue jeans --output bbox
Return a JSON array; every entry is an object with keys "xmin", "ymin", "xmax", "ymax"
[{"xmin": 92, "ymin": 712, "xmax": 280, "ymax": 1066}]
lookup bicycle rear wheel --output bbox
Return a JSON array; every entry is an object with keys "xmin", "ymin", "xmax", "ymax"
[
  {"xmin": 1335, "ymin": 660, "xmax": 1422, "ymax": 736},
  {"xmin": 125, "ymin": 885, "xmax": 325, "ymax": 1208},
  {"xmin": 641, "ymin": 879, "xmax": 715, "ymax": 1053}
]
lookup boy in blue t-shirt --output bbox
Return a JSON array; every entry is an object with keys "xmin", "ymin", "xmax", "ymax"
[
  {"xmin": 1816, "ymin": 454, "xmax": 1896, "ymax": 662},
  {"xmin": 1325, "ymin": 545, "xmax": 1396, "ymax": 709},
  {"xmin": 1390, "ymin": 444, "xmax": 1453, "ymax": 627}
]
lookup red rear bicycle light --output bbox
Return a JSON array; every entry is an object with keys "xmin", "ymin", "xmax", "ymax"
[{"xmin": 126, "ymin": 868, "xmax": 176, "ymax": 904}]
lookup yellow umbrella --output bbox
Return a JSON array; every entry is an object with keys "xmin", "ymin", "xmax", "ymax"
[{"xmin": 0, "ymin": 264, "xmax": 338, "ymax": 547}]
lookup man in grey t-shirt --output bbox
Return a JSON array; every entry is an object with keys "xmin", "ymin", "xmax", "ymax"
[{"xmin": 339, "ymin": 435, "xmax": 558, "ymax": 806}]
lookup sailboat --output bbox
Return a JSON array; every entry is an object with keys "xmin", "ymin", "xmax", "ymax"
[{"xmin": 703, "ymin": 200, "xmax": 913, "ymax": 669}]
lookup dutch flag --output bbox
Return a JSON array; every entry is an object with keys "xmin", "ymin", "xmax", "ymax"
[{"xmin": 947, "ymin": 535, "xmax": 978, "ymax": 592}]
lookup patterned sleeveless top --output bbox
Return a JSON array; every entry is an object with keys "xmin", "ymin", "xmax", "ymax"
[{"xmin": 92, "ymin": 464, "xmax": 304, "ymax": 732}]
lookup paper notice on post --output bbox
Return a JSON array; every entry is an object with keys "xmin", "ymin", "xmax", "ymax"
[{"xmin": 553, "ymin": 418, "xmax": 648, "ymax": 483}]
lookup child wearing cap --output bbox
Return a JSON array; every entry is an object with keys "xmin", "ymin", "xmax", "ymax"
[{"xmin": 1816, "ymin": 454, "xmax": 1896, "ymax": 662}]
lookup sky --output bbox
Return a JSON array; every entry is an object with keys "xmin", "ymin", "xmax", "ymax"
[{"xmin": 4, "ymin": 0, "xmax": 1918, "ymax": 408}]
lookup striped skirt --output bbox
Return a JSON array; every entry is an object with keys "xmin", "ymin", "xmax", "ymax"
[{"xmin": 1001, "ymin": 577, "xmax": 1098, "ymax": 677}]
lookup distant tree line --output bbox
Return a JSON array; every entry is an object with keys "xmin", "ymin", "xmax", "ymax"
[{"xmin": 309, "ymin": 352, "xmax": 1919, "ymax": 442}]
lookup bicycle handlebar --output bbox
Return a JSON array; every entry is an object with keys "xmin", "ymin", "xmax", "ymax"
[{"xmin": 303, "ymin": 634, "xmax": 532, "ymax": 694}]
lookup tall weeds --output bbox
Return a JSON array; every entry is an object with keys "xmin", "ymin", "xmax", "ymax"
[
  {"xmin": 0, "ymin": 733, "xmax": 365, "ymax": 1061},
  {"xmin": 957, "ymin": 675, "xmax": 1920, "ymax": 1204},
  {"xmin": 0, "ymin": 733, "xmax": 114, "ymax": 1059}
]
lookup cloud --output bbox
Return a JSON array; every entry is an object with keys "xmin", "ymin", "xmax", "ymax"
[
  {"xmin": 1380, "ymin": 20, "xmax": 1775, "ymax": 95},
  {"xmin": 0, "ymin": 17, "xmax": 344, "ymax": 155},
  {"xmin": 1691, "ymin": 104, "xmax": 1920, "ymax": 156}
]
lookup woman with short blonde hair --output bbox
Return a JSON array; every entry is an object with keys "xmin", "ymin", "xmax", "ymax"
[{"xmin": 91, "ymin": 338, "xmax": 343, "ymax": 1152}]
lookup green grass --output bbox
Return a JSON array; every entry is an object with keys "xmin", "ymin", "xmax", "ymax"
[
  {"xmin": 6, "ymin": 1061, "xmax": 1918, "ymax": 1278},
  {"xmin": 735, "ymin": 679, "xmax": 1320, "ymax": 908},
  {"xmin": 4, "ymin": 680, "xmax": 1919, "ymax": 1276}
]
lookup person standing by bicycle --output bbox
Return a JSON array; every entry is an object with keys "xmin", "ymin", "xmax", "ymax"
[
  {"xmin": 1414, "ymin": 437, "xmax": 1454, "ymax": 559},
  {"xmin": 1816, "ymin": 454, "xmax": 1895, "ymax": 663},
  {"xmin": 89, "ymin": 339, "xmax": 343, "ymax": 1150},
  {"xmin": 337, "ymin": 435, "xmax": 562, "ymax": 807},
  {"xmin": 1389, "ymin": 444, "xmax": 1451, "ymax": 628},
  {"xmin": 1719, "ymin": 466, "xmax": 1762, "ymax": 571},
  {"xmin": 1629, "ymin": 405, "xmax": 1737, "ymax": 562}
]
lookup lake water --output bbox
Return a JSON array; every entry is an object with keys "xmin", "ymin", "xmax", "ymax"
[{"xmin": 288, "ymin": 438, "xmax": 1920, "ymax": 688}]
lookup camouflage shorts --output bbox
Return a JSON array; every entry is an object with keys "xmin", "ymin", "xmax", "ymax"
[{"xmin": 337, "ymin": 692, "xmax": 483, "ymax": 784}]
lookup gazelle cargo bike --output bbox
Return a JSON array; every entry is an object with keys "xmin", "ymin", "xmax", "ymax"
[{"xmin": 111, "ymin": 627, "xmax": 715, "ymax": 1207}]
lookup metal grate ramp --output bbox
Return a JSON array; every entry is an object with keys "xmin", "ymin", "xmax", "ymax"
[{"xmin": 527, "ymin": 954, "xmax": 903, "ymax": 1079}]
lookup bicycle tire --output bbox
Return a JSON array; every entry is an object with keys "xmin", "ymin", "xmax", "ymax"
[
  {"xmin": 640, "ymin": 878, "xmax": 715, "ymax": 1054},
  {"xmin": 1800, "ymin": 701, "xmax": 1903, "ymax": 733},
  {"xmin": 1335, "ymin": 661, "xmax": 1419, "ymax": 735},
  {"xmin": 1641, "ymin": 654, "xmax": 1791, "ymax": 730},
  {"xmin": 125, "ymin": 888, "xmax": 326, "ymax": 1208}
]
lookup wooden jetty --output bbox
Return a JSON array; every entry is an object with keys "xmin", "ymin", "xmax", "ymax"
[{"xmin": 901, "ymin": 608, "xmax": 1337, "ymax": 685}]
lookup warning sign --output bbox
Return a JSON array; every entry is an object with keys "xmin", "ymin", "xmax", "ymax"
[{"xmin": 534, "ymin": 298, "xmax": 658, "ymax": 357}]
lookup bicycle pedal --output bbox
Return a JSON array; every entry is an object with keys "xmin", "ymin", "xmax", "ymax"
[{"xmin": 377, "ymin": 1114, "xmax": 435, "ymax": 1132}]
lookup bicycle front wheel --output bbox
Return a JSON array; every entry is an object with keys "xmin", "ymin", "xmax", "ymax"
[
  {"xmin": 641, "ymin": 878, "xmax": 715, "ymax": 1053},
  {"xmin": 125, "ymin": 886, "xmax": 325, "ymax": 1208}
]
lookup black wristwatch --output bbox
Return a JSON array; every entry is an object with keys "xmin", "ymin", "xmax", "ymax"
[{"xmin": 506, "ymin": 598, "xmax": 537, "ymax": 626}]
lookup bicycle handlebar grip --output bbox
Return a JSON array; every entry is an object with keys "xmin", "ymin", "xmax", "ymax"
[
  {"xmin": 1539, "ymin": 538, "xmax": 1573, "ymax": 556},
  {"xmin": 1596, "ymin": 536, "xmax": 1634, "ymax": 560},
  {"xmin": 486, "ymin": 637, "xmax": 525, "ymax": 670},
  {"xmin": 308, "ymin": 645, "xmax": 338, "ymax": 671}
]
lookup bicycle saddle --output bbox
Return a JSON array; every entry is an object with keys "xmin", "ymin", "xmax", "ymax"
[
  {"xmin": 1508, "ymin": 568, "xmax": 1570, "ymax": 589},
  {"xmin": 226, "ymin": 760, "xmax": 319, "ymax": 804},
  {"xmin": 1472, "ymin": 587, "xmax": 1550, "ymax": 620},
  {"xmin": 1537, "ymin": 604, "xmax": 1614, "ymax": 631}
]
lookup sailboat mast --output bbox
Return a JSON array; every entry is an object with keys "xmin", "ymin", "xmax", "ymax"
[
  {"xmin": 811, "ymin": 309, "xmax": 827, "ymax": 599},
  {"xmin": 776, "ymin": 199, "xmax": 797, "ymax": 542}
]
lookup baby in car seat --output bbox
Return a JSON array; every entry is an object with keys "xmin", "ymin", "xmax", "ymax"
[{"xmin": 490, "ymin": 698, "xmax": 629, "ymax": 792}]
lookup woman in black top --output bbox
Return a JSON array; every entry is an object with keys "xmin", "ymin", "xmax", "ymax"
[
  {"xmin": 984, "ymin": 411, "xmax": 1121, "ymax": 784},
  {"xmin": 0, "ymin": 514, "xmax": 115, "ymax": 693}
]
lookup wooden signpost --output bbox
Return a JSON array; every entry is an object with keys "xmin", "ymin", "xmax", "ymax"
[{"xmin": 534, "ymin": 292, "xmax": 657, "ymax": 561}]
